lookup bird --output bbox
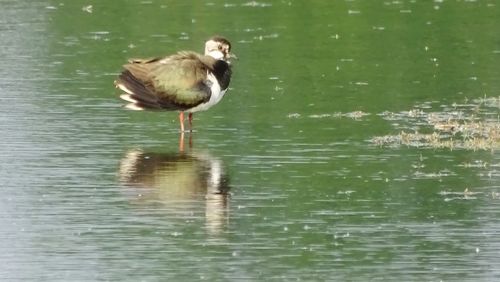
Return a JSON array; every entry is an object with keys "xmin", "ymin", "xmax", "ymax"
[{"xmin": 115, "ymin": 36, "xmax": 235, "ymax": 132}]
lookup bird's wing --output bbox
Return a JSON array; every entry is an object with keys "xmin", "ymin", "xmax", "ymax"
[{"xmin": 118, "ymin": 52, "xmax": 216, "ymax": 110}]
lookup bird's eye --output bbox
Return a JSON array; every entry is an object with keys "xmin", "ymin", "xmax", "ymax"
[{"xmin": 218, "ymin": 45, "xmax": 223, "ymax": 50}]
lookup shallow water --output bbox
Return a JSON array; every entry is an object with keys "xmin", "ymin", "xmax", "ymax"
[{"xmin": 1, "ymin": 0, "xmax": 499, "ymax": 281}]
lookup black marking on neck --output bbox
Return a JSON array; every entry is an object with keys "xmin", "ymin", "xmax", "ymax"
[{"xmin": 211, "ymin": 60, "xmax": 231, "ymax": 90}]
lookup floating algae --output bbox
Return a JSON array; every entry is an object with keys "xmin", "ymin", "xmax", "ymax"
[{"xmin": 372, "ymin": 96, "xmax": 499, "ymax": 151}]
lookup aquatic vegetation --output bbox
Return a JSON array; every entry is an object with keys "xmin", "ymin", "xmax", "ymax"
[
  {"xmin": 372, "ymin": 96, "xmax": 500, "ymax": 151},
  {"xmin": 308, "ymin": 111, "xmax": 370, "ymax": 119},
  {"xmin": 287, "ymin": 111, "xmax": 370, "ymax": 120}
]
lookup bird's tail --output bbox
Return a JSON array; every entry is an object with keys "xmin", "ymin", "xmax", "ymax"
[{"xmin": 115, "ymin": 70, "xmax": 161, "ymax": 110}]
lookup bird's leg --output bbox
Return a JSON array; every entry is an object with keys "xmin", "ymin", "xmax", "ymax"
[
  {"xmin": 179, "ymin": 131, "xmax": 185, "ymax": 152},
  {"xmin": 179, "ymin": 111, "xmax": 185, "ymax": 132},
  {"xmin": 188, "ymin": 113, "xmax": 193, "ymax": 132}
]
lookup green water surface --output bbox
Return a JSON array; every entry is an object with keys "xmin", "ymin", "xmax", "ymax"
[{"xmin": 1, "ymin": 0, "xmax": 499, "ymax": 281}]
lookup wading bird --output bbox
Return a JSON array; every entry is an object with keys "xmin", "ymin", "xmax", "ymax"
[{"xmin": 115, "ymin": 36, "xmax": 235, "ymax": 132}]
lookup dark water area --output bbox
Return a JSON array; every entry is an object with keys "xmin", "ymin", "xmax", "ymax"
[{"xmin": 1, "ymin": 0, "xmax": 499, "ymax": 281}]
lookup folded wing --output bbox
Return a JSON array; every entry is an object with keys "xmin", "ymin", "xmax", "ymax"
[{"xmin": 115, "ymin": 52, "xmax": 215, "ymax": 111}]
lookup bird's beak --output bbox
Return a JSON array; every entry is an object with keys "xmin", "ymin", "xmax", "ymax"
[{"xmin": 227, "ymin": 52, "xmax": 238, "ymax": 60}]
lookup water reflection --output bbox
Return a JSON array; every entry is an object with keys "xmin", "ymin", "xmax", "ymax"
[{"xmin": 118, "ymin": 148, "xmax": 231, "ymax": 235}]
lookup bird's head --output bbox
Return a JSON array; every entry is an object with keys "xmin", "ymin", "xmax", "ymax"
[{"xmin": 204, "ymin": 36, "xmax": 237, "ymax": 62}]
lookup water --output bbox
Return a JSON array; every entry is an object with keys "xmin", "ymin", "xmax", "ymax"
[{"xmin": 1, "ymin": 0, "xmax": 499, "ymax": 281}]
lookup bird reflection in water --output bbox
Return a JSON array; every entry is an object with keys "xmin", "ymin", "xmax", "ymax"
[{"xmin": 119, "ymin": 145, "xmax": 231, "ymax": 235}]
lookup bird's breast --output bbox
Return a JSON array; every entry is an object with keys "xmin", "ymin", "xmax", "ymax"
[{"xmin": 186, "ymin": 72, "xmax": 226, "ymax": 113}]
